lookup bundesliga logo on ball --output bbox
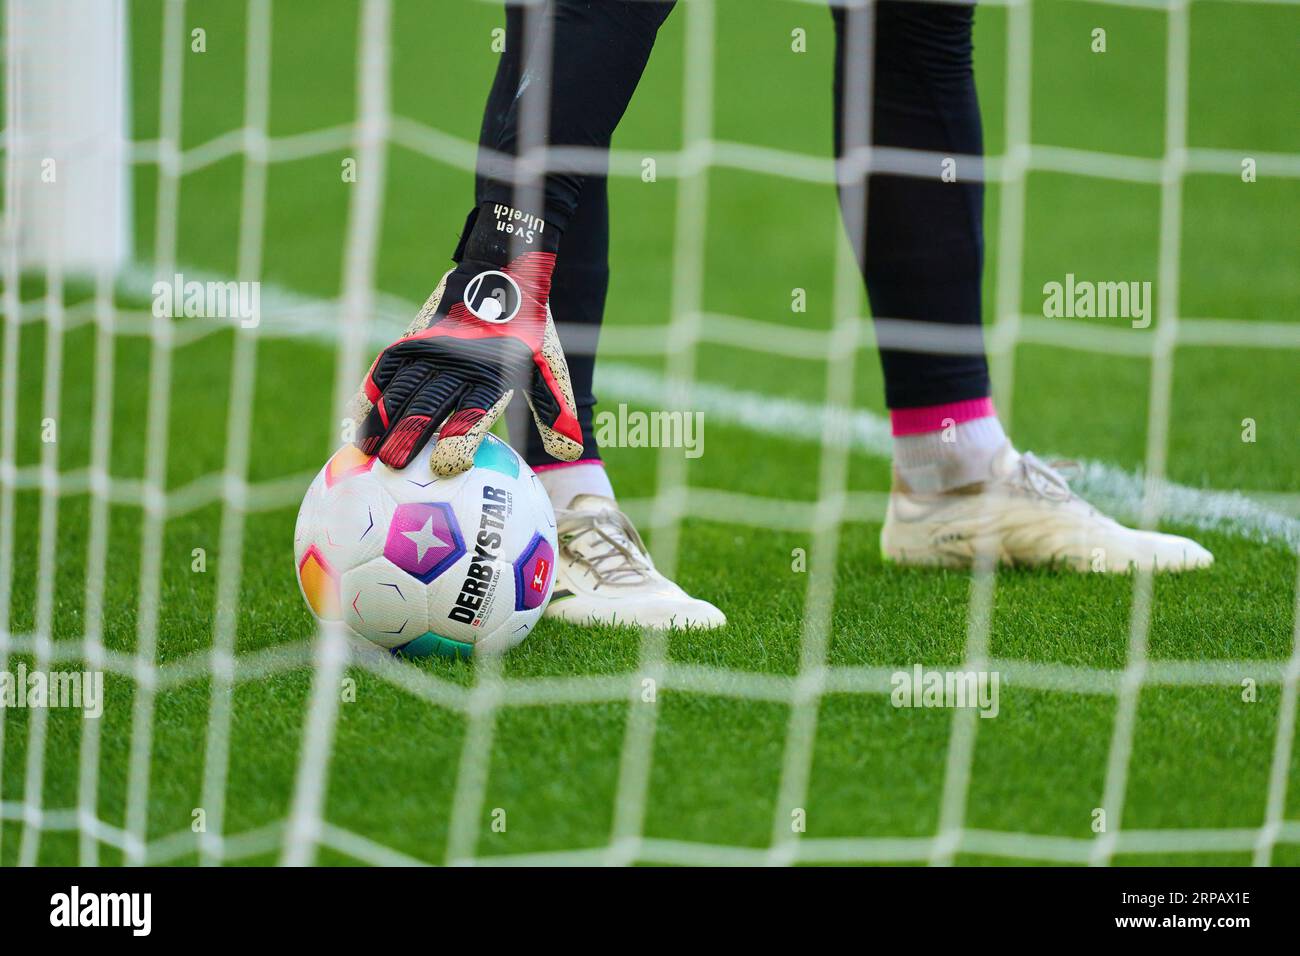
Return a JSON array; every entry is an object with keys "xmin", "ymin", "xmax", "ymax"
[{"xmin": 294, "ymin": 432, "xmax": 557, "ymax": 659}]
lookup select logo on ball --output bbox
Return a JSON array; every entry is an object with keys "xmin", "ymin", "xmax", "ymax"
[{"xmin": 464, "ymin": 270, "xmax": 522, "ymax": 323}]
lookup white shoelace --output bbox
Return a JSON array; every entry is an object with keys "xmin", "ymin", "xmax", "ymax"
[
  {"xmin": 1009, "ymin": 452, "xmax": 1077, "ymax": 503},
  {"xmin": 554, "ymin": 506, "xmax": 654, "ymax": 588}
]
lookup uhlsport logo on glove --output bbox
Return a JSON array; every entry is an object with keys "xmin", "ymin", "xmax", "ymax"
[{"xmin": 464, "ymin": 269, "xmax": 522, "ymax": 323}]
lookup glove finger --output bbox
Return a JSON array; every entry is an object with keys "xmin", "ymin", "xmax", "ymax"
[
  {"xmin": 355, "ymin": 360, "xmax": 425, "ymax": 455},
  {"xmin": 376, "ymin": 368, "xmax": 467, "ymax": 469},
  {"xmin": 428, "ymin": 386, "xmax": 512, "ymax": 477},
  {"xmin": 355, "ymin": 399, "xmax": 387, "ymax": 456},
  {"xmin": 363, "ymin": 346, "xmax": 406, "ymax": 399},
  {"xmin": 348, "ymin": 345, "xmax": 403, "ymax": 449},
  {"xmin": 524, "ymin": 310, "xmax": 583, "ymax": 462}
]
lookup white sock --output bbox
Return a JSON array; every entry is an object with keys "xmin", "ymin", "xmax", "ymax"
[
  {"xmin": 537, "ymin": 461, "xmax": 615, "ymax": 510},
  {"xmin": 893, "ymin": 416, "xmax": 1009, "ymax": 493}
]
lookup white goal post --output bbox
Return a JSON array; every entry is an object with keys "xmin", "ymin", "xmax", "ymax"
[{"xmin": 4, "ymin": 0, "xmax": 131, "ymax": 274}]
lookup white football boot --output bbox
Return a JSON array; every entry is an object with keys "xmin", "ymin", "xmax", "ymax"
[
  {"xmin": 544, "ymin": 494, "xmax": 727, "ymax": 628},
  {"xmin": 881, "ymin": 443, "xmax": 1213, "ymax": 573}
]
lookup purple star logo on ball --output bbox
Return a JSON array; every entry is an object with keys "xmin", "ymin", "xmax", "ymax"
[{"xmin": 385, "ymin": 502, "xmax": 465, "ymax": 583}]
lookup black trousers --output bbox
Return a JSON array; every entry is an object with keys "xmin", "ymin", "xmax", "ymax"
[
  {"xmin": 475, "ymin": 1, "xmax": 676, "ymax": 467},
  {"xmin": 474, "ymin": 1, "xmax": 991, "ymax": 467},
  {"xmin": 833, "ymin": 1, "xmax": 990, "ymax": 410}
]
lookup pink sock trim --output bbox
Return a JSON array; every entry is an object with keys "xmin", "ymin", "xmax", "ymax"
[
  {"xmin": 889, "ymin": 397, "xmax": 995, "ymax": 436},
  {"xmin": 531, "ymin": 458, "xmax": 605, "ymax": 474}
]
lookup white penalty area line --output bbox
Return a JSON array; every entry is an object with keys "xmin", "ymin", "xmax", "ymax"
[{"xmin": 93, "ymin": 263, "xmax": 1300, "ymax": 553}]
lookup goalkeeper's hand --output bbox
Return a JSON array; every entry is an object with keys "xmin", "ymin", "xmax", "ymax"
[{"xmin": 347, "ymin": 203, "xmax": 583, "ymax": 476}]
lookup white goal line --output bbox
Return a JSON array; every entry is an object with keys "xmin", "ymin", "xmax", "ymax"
[
  {"xmin": 15, "ymin": 286, "xmax": 1300, "ymax": 356},
  {"xmin": 104, "ymin": 119, "xmax": 1300, "ymax": 186}
]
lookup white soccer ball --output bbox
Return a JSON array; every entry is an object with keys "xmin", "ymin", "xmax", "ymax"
[{"xmin": 294, "ymin": 433, "xmax": 557, "ymax": 659}]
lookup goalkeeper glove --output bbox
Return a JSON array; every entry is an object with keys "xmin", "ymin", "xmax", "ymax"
[{"xmin": 349, "ymin": 202, "xmax": 583, "ymax": 476}]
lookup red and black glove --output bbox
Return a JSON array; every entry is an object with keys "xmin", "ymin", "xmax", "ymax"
[{"xmin": 351, "ymin": 202, "xmax": 583, "ymax": 475}]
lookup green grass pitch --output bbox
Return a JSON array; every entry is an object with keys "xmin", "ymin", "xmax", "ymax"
[{"xmin": 1, "ymin": 0, "xmax": 1298, "ymax": 865}]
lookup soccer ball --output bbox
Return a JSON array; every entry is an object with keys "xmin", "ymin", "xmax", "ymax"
[{"xmin": 294, "ymin": 433, "xmax": 557, "ymax": 659}]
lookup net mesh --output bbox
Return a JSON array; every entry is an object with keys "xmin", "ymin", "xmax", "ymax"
[{"xmin": 1, "ymin": 0, "xmax": 1298, "ymax": 866}]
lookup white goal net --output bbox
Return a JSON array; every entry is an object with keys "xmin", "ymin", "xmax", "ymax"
[{"xmin": 1, "ymin": 0, "xmax": 1298, "ymax": 867}]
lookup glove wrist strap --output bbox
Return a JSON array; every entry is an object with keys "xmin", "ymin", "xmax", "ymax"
[{"xmin": 454, "ymin": 200, "xmax": 562, "ymax": 266}]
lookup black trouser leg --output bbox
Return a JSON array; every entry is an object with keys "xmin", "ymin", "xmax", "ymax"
[
  {"xmin": 833, "ymin": 0, "xmax": 991, "ymax": 410},
  {"xmin": 473, "ymin": 2, "xmax": 673, "ymax": 466},
  {"xmin": 476, "ymin": 0, "xmax": 676, "ymax": 230}
]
